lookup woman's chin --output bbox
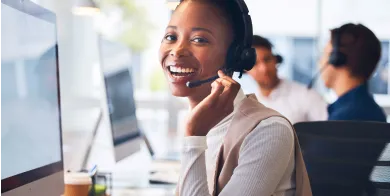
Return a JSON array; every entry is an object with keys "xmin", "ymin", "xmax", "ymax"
[{"xmin": 169, "ymin": 85, "xmax": 192, "ymax": 97}]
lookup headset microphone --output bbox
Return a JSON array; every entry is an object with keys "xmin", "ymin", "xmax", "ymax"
[
  {"xmin": 308, "ymin": 27, "xmax": 347, "ymax": 89},
  {"xmin": 307, "ymin": 65, "xmax": 328, "ymax": 89},
  {"xmin": 186, "ymin": 75, "xmax": 220, "ymax": 88},
  {"xmin": 186, "ymin": 68, "xmax": 231, "ymax": 88}
]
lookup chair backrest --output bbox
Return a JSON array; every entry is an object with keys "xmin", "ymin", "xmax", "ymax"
[
  {"xmin": 370, "ymin": 143, "xmax": 390, "ymax": 196},
  {"xmin": 294, "ymin": 121, "xmax": 390, "ymax": 196}
]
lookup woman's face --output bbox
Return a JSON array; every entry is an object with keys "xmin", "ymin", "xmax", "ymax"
[{"xmin": 159, "ymin": 1, "xmax": 233, "ymax": 99}]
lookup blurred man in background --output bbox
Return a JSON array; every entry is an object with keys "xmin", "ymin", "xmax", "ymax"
[
  {"xmin": 247, "ymin": 35, "xmax": 328, "ymax": 124},
  {"xmin": 319, "ymin": 23, "xmax": 387, "ymax": 122}
]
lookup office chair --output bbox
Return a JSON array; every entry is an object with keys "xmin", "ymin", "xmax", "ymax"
[
  {"xmin": 293, "ymin": 121, "xmax": 390, "ymax": 196},
  {"xmin": 370, "ymin": 143, "xmax": 390, "ymax": 196}
]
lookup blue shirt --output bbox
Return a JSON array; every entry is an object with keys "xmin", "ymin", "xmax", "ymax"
[{"xmin": 328, "ymin": 83, "xmax": 387, "ymax": 122}]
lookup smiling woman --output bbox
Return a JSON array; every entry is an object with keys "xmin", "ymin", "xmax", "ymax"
[
  {"xmin": 159, "ymin": 1, "xmax": 234, "ymax": 103},
  {"xmin": 158, "ymin": 0, "xmax": 312, "ymax": 196}
]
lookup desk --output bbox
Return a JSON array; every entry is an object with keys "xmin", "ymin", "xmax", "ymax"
[
  {"xmin": 112, "ymin": 187, "xmax": 175, "ymax": 196},
  {"xmin": 111, "ymin": 185, "xmax": 176, "ymax": 196},
  {"xmin": 61, "ymin": 186, "xmax": 175, "ymax": 196},
  {"xmin": 61, "ymin": 97, "xmax": 182, "ymax": 195},
  {"xmin": 86, "ymin": 143, "xmax": 180, "ymax": 195}
]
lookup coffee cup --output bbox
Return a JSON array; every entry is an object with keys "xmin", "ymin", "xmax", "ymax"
[{"xmin": 64, "ymin": 173, "xmax": 92, "ymax": 196}]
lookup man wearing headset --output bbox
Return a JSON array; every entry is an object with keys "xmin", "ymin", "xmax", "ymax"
[
  {"xmin": 318, "ymin": 23, "xmax": 386, "ymax": 122},
  {"xmin": 246, "ymin": 35, "xmax": 328, "ymax": 124}
]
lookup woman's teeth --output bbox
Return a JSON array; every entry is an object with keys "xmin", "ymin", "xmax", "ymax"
[{"xmin": 169, "ymin": 66, "xmax": 196, "ymax": 74}]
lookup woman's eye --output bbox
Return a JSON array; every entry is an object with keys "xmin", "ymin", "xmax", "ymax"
[
  {"xmin": 165, "ymin": 35, "xmax": 177, "ymax": 41},
  {"xmin": 192, "ymin": 37, "xmax": 208, "ymax": 44}
]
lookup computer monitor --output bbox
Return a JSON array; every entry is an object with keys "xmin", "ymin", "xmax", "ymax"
[
  {"xmin": 104, "ymin": 68, "xmax": 142, "ymax": 162},
  {"xmin": 1, "ymin": 0, "xmax": 64, "ymax": 195},
  {"xmin": 100, "ymin": 40, "xmax": 142, "ymax": 162}
]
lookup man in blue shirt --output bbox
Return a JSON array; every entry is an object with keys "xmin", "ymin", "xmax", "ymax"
[{"xmin": 319, "ymin": 23, "xmax": 387, "ymax": 122}]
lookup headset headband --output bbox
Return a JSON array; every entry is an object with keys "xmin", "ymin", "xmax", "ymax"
[
  {"xmin": 234, "ymin": 0, "xmax": 253, "ymax": 49},
  {"xmin": 221, "ymin": 0, "xmax": 256, "ymax": 75},
  {"xmin": 329, "ymin": 25, "xmax": 361, "ymax": 67},
  {"xmin": 332, "ymin": 28, "xmax": 341, "ymax": 52}
]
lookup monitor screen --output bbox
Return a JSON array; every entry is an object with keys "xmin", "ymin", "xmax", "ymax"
[
  {"xmin": 104, "ymin": 68, "xmax": 140, "ymax": 146},
  {"xmin": 1, "ymin": 0, "xmax": 63, "ymax": 194},
  {"xmin": 99, "ymin": 39, "xmax": 142, "ymax": 162}
]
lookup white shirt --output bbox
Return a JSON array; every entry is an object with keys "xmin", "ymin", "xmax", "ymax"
[
  {"xmin": 254, "ymin": 79, "xmax": 328, "ymax": 124},
  {"xmin": 178, "ymin": 89, "xmax": 296, "ymax": 196}
]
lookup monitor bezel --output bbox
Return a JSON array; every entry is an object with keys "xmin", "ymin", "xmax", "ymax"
[
  {"xmin": 103, "ymin": 68, "xmax": 141, "ymax": 147},
  {"xmin": 1, "ymin": 0, "xmax": 64, "ymax": 193}
]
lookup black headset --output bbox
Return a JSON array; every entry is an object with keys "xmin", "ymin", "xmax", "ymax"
[
  {"xmin": 307, "ymin": 27, "xmax": 348, "ymax": 89},
  {"xmin": 328, "ymin": 28, "xmax": 347, "ymax": 67},
  {"xmin": 252, "ymin": 35, "xmax": 283, "ymax": 65},
  {"xmin": 224, "ymin": 0, "xmax": 256, "ymax": 78},
  {"xmin": 275, "ymin": 54, "xmax": 283, "ymax": 64},
  {"xmin": 178, "ymin": 0, "xmax": 256, "ymax": 78},
  {"xmin": 307, "ymin": 30, "xmax": 346, "ymax": 89}
]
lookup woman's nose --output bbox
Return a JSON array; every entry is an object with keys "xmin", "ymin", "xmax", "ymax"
[{"xmin": 169, "ymin": 42, "xmax": 191, "ymax": 58}]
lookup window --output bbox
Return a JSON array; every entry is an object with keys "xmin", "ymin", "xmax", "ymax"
[
  {"xmin": 291, "ymin": 38, "xmax": 318, "ymax": 85},
  {"xmin": 369, "ymin": 41, "xmax": 389, "ymax": 94}
]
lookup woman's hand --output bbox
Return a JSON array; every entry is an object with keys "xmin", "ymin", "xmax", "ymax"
[{"xmin": 185, "ymin": 70, "xmax": 241, "ymax": 136}]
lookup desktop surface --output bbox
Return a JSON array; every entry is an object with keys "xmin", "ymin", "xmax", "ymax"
[{"xmin": 112, "ymin": 186, "xmax": 176, "ymax": 196}]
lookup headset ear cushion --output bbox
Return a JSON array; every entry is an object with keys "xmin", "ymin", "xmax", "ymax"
[
  {"xmin": 275, "ymin": 54, "xmax": 283, "ymax": 64},
  {"xmin": 329, "ymin": 51, "xmax": 347, "ymax": 67},
  {"xmin": 226, "ymin": 41, "xmax": 240, "ymax": 70},
  {"xmin": 240, "ymin": 47, "xmax": 256, "ymax": 71}
]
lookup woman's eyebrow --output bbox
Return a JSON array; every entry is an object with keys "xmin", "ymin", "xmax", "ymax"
[
  {"xmin": 166, "ymin": 25, "xmax": 177, "ymax": 30},
  {"xmin": 166, "ymin": 26, "xmax": 214, "ymax": 37},
  {"xmin": 192, "ymin": 27, "xmax": 213, "ymax": 35}
]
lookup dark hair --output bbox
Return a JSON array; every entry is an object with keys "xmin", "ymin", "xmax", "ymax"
[
  {"xmin": 331, "ymin": 23, "xmax": 381, "ymax": 80},
  {"xmin": 251, "ymin": 35, "xmax": 283, "ymax": 64},
  {"xmin": 178, "ymin": 0, "xmax": 252, "ymax": 75},
  {"xmin": 178, "ymin": 0, "xmax": 244, "ymax": 49},
  {"xmin": 252, "ymin": 35, "xmax": 273, "ymax": 50}
]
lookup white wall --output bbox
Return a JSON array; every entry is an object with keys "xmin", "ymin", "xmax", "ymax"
[
  {"xmin": 321, "ymin": 0, "xmax": 390, "ymax": 39},
  {"xmin": 246, "ymin": 0, "xmax": 390, "ymax": 40},
  {"xmin": 32, "ymin": 0, "xmax": 106, "ymax": 170},
  {"xmin": 246, "ymin": 0, "xmax": 320, "ymax": 37},
  {"xmin": 35, "ymin": 0, "xmax": 102, "ymax": 131},
  {"xmin": 135, "ymin": 0, "xmax": 171, "ymax": 91}
]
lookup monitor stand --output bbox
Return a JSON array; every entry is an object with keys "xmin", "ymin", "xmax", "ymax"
[
  {"xmin": 142, "ymin": 130, "xmax": 180, "ymax": 162},
  {"xmin": 80, "ymin": 108, "xmax": 103, "ymax": 171}
]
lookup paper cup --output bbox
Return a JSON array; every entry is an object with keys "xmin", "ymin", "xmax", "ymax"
[{"xmin": 64, "ymin": 173, "xmax": 92, "ymax": 196}]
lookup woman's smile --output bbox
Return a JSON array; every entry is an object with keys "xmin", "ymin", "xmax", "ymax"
[{"xmin": 164, "ymin": 60, "xmax": 200, "ymax": 84}]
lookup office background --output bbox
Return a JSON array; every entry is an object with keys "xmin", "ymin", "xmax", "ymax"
[{"xmin": 12, "ymin": 0, "xmax": 389, "ymax": 186}]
